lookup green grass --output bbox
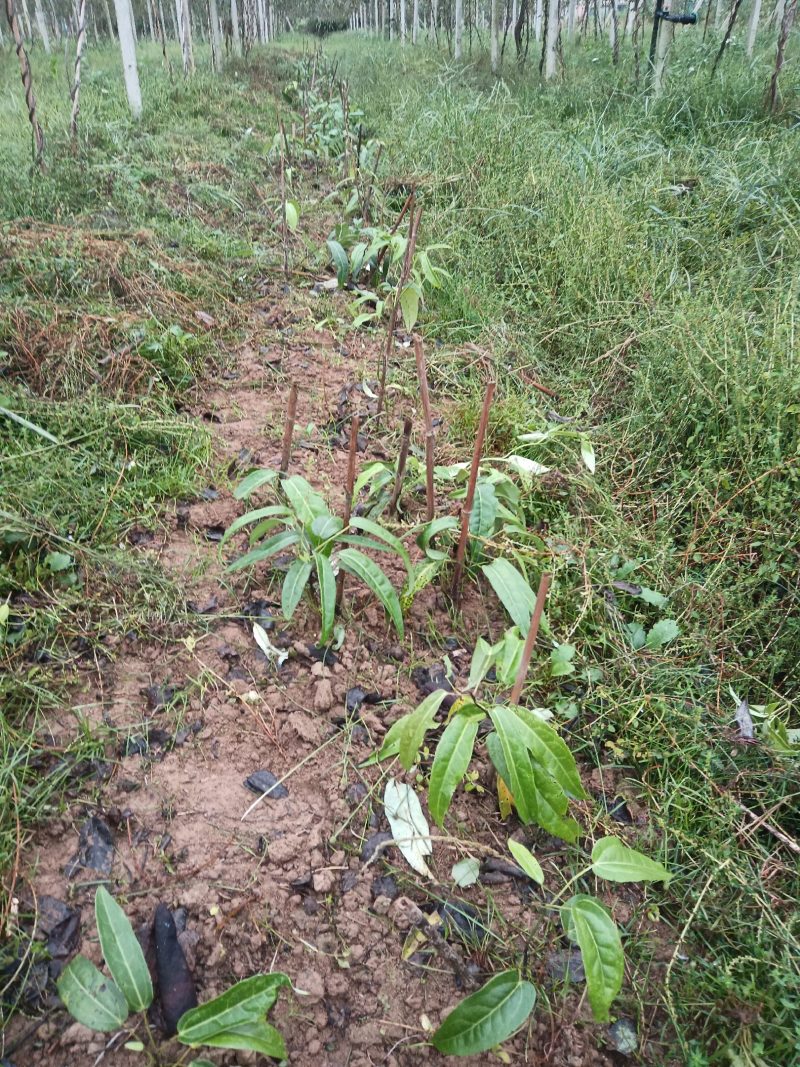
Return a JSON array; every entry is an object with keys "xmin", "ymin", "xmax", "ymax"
[{"xmin": 317, "ymin": 31, "xmax": 800, "ymax": 1066}]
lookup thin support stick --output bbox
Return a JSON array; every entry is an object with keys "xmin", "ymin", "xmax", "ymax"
[
  {"xmin": 388, "ymin": 416, "xmax": 413, "ymax": 517},
  {"xmin": 279, "ymin": 126, "xmax": 289, "ymax": 278},
  {"xmin": 376, "ymin": 204, "xmax": 422, "ymax": 418},
  {"xmin": 451, "ymin": 380, "xmax": 496, "ymax": 605},
  {"xmin": 279, "ymin": 383, "xmax": 298, "ymax": 473},
  {"xmin": 413, "ymin": 335, "xmax": 436, "ymax": 523},
  {"xmin": 336, "ymin": 416, "xmax": 361, "ymax": 609},
  {"xmin": 510, "ymin": 572, "xmax": 552, "ymax": 704}
]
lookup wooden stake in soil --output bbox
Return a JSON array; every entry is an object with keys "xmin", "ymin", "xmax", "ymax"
[
  {"xmin": 376, "ymin": 203, "xmax": 422, "ymax": 419},
  {"xmin": 510, "ymin": 572, "xmax": 552, "ymax": 705},
  {"xmin": 388, "ymin": 415, "xmax": 413, "ymax": 517},
  {"xmin": 451, "ymin": 379, "xmax": 496, "ymax": 606},
  {"xmin": 413, "ymin": 334, "xmax": 436, "ymax": 524},
  {"xmin": 279, "ymin": 123, "xmax": 289, "ymax": 278},
  {"xmin": 336, "ymin": 415, "xmax": 361, "ymax": 609},
  {"xmin": 279, "ymin": 383, "xmax": 298, "ymax": 473}
]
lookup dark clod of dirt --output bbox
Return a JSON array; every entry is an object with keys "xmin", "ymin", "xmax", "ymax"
[
  {"xmin": 360, "ymin": 831, "xmax": 393, "ymax": 864},
  {"xmin": 199, "ymin": 486, "xmax": 219, "ymax": 501},
  {"xmin": 238, "ymin": 599, "xmax": 277, "ymax": 631},
  {"xmin": 187, "ymin": 594, "xmax": 219, "ymax": 614},
  {"xmin": 143, "ymin": 684, "xmax": 176, "ymax": 712},
  {"xmin": 345, "ymin": 687, "xmax": 383, "ymax": 714},
  {"xmin": 153, "ymin": 904, "xmax": 198, "ymax": 1036},
  {"xmin": 598, "ymin": 795, "xmax": 633, "ymax": 824},
  {"xmin": 546, "ymin": 949, "xmax": 585, "ymax": 983},
  {"xmin": 38, "ymin": 896, "xmax": 81, "ymax": 959},
  {"xmin": 202, "ymin": 524, "xmax": 226, "ymax": 543},
  {"xmin": 412, "ymin": 664, "xmax": 455, "ymax": 706},
  {"xmin": 306, "ymin": 643, "xmax": 339, "ymax": 666},
  {"xmin": 243, "ymin": 770, "xmax": 289, "ymax": 799},
  {"xmin": 121, "ymin": 726, "xmax": 172, "ymax": 758},
  {"xmin": 480, "ymin": 857, "xmax": 529, "ymax": 882},
  {"xmin": 64, "ymin": 815, "xmax": 114, "ymax": 878},
  {"xmin": 341, "ymin": 870, "xmax": 359, "ymax": 893},
  {"xmin": 371, "ymin": 874, "xmax": 398, "ymax": 901},
  {"xmin": 345, "ymin": 782, "xmax": 368, "ymax": 807},
  {"xmin": 227, "ymin": 447, "xmax": 253, "ymax": 475},
  {"xmin": 437, "ymin": 901, "xmax": 488, "ymax": 944}
]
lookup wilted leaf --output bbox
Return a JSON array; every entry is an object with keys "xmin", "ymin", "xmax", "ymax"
[
  {"xmin": 580, "ymin": 437, "xmax": 596, "ymax": 473},
  {"xmin": 735, "ymin": 698, "xmax": 755, "ymax": 741},
  {"xmin": 384, "ymin": 778, "xmax": 432, "ymax": 877},
  {"xmin": 451, "ymin": 857, "xmax": 480, "ymax": 887},
  {"xmin": 253, "ymin": 623, "xmax": 288, "ymax": 666}
]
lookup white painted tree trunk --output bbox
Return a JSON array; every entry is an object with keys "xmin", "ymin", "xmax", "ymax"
[
  {"xmin": 745, "ymin": 0, "xmax": 762, "ymax": 52},
  {"xmin": 566, "ymin": 0, "xmax": 576, "ymax": 33},
  {"xmin": 715, "ymin": 0, "xmax": 725, "ymax": 27},
  {"xmin": 33, "ymin": 0, "xmax": 50, "ymax": 50},
  {"xmin": 70, "ymin": 0, "xmax": 87, "ymax": 136},
  {"xmin": 455, "ymin": 0, "xmax": 463, "ymax": 54},
  {"xmin": 412, "ymin": 0, "xmax": 418, "ymax": 40},
  {"xmin": 652, "ymin": 15, "xmax": 674, "ymax": 96},
  {"xmin": 534, "ymin": 0, "xmax": 543, "ymax": 39},
  {"xmin": 127, "ymin": 0, "xmax": 137, "ymax": 41},
  {"xmin": 112, "ymin": 0, "xmax": 141, "ymax": 117},
  {"xmin": 490, "ymin": 0, "xmax": 500, "ymax": 68},
  {"xmin": 400, "ymin": 0, "xmax": 405, "ymax": 39},
  {"xmin": 544, "ymin": 0, "xmax": 559, "ymax": 75},
  {"xmin": 374, "ymin": 0, "xmax": 378, "ymax": 32},
  {"xmin": 180, "ymin": 0, "xmax": 194, "ymax": 71},
  {"xmin": 608, "ymin": 0, "xmax": 617, "ymax": 55},
  {"xmin": 230, "ymin": 0, "xmax": 241, "ymax": 53},
  {"xmin": 209, "ymin": 0, "xmax": 222, "ymax": 66},
  {"xmin": 19, "ymin": 0, "xmax": 33, "ymax": 40},
  {"xmin": 389, "ymin": 0, "xmax": 394, "ymax": 37},
  {"xmin": 101, "ymin": 0, "xmax": 115, "ymax": 37},
  {"xmin": 769, "ymin": 0, "xmax": 785, "ymax": 25}
]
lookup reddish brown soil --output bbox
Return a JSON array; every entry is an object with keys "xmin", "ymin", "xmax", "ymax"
[{"xmin": 4, "ymin": 281, "xmax": 661, "ymax": 1067}]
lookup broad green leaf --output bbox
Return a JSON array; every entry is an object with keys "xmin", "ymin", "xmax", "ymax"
[
  {"xmin": 418, "ymin": 516, "xmax": 459, "ymax": 561},
  {"xmin": 201, "ymin": 1020, "xmax": 286, "ymax": 1058},
  {"xmin": 505, "ymin": 454, "xmax": 550, "ymax": 478},
  {"xmin": 550, "ymin": 643, "xmax": 576, "ymax": 678},
  {"xmin": 488, "ymin": 707, "xmax": 537, "ymax": 824},
  {"xmin": 467, "ymin": 636, "xmax": 499, "ymax": 692},
  {"xmin": 336, "ymin": 534, "xmax": 396, "ymax": 554},
  {"xmin": 310, "ymin": 514, "xmax": 344, "ymax": 544},
  {"xmin": 177, "ymin": 974, "xmax": 290, "ymax": 1046},
  {"xmin": 360, "ymin": 707, "xmax": 414, "ymax": 766},
  {"xmin": 469, "ymin": 481, "xmax": 498, "ymax": 538},
  {"xmin": 315, "ymin": 553, "xmax": 336, "ymax": 643},
  {"xmin": 507, "ymin": 840, "xmax": 544, "ymax": 886},
  {"xmin": 561, "ymin": 896, "xmax": 623, "ymax": 1022},
  {"xmin": 285, "ymin": 200, "xmax": 299, "ymax": 232},
  {"xmin": 95, "ymin": 886, "xmax": 153, "ymax": 1012},
  {"xmin": 590, "ymin": 838, "xmax": 671, "ymax": 884},
  {"xmin": 646, "ymin": 619, "xmax": 680, "ymax": 649},
  {"xmin": 281, "ymin": 559, "xmax": 312, "ymax": 620},
  {"xmin": 496, "ymin": 628, "xmax": 524, "ymax": 688},
  {"xmin": 226, "ymin": 530, "xmax": 300, "ymax": 572},
  {"xmin": 431, "ymin": 970, "xmax": 536, "ymax": 1056},
  {"xmin": 384, "ymin": 778, "xmax": 432, "ymax": 877},
  {"xmin": 508, "ymin": 705, "xmax": 587, "ymax": 799},
  {"xmin": 347, "ymin": 516, "xmax": 411, "ymax": 571},
  {"xmin": 337, "ymin": 548, "xmax": 404, "ymax": 638},
  {"xmin": 452, "ymin": 857, "xmax": 481, "ymax": 887},
  {"xmin": 529, "ymin": 763, "xmax": 582, "ymax": 842},
  {"xmin": 327, "ymin": 238, "xmax": 349, "ymax": 286},
  {"xmin": 580, "ymin": 437, "xmax": 596, "ymax": 474},
  {"xmin": 222, "ymin": 505, "xmax": 291, "ymax": 544},
  {"xmin": 57, "ymin": 956, "xmax": 128, "ymax": 1033},
  {"xmin": 281, "ymin": 475, "xmax": 329, "ymax": 527},
  {"xmin": 429, "ymin": 704, "xmax": 484, "ymax": 825},
  {"xmin": 233, "ymin": 468, "xmax": 278, "ymax": 500},
  {"xmin": 45, "ymin": 551, "xmax": 73, "ymax": 572},
  {"xmin": 397, "ymin": 689, "xmax": 451, "ymax": 769},
  {"xmin": 399, "ymin": 283, "xmax": 420, "ymax": 330},
  {"xmin": 639, "ymin": 587, "xmax": 668, "ymax": 608},
  {"xmin": 482, "ymin": 558, "xmax": 537, "ymax": 633}
]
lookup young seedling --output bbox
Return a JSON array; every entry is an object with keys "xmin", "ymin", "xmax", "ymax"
[{"xmin": 452, "ymin": 379, "xmax": 496, "ymax": 606}]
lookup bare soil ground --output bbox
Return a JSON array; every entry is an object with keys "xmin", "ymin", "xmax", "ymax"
[{"xmin": 4, "ymin": 277, "xmax": 665, "ymax": 1067}]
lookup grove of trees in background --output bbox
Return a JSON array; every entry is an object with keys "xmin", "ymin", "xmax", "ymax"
[{"xmin": 2, "ymin": 0, "xmax": 797, "ymax": 164}]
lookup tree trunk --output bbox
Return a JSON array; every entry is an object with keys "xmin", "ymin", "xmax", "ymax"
[
  {"xmin": 5, "ymin": 0, "xmax": 45, "ymax": 165},
  {"xmin": 745, "ymin": 0, "xmax": 762, "ymax": 52},
  {"xmin": 33, "ymin": 0, "xmax": 50, "ymax": 49},
  {"xmin": 146, "ymin": 0, "xmax": 155, "ymax": 38},
  {"xmin": 389, "ymin": 0, "xmax": 394, "ymax": 38},
  {"xmin": 609, "ymin": 0, "xmax": 618, "ymax": 61},
  {"xmin": 534, "ymin": 0, "xmax": 542, "ymax": 38},
  {"xmin": 400, "ymin": 0, "xmax": 406, "ymax": 40},
  {"xmin": 209, "ymin": 0, "xmax": 222, "ymax": 66},
  {"xmin": 70, "ymin": 0, "xmax": 87, "ymax": 138},
  {"xmin": 767, "ymin": 0, "xmax": 796, "ymax": 109},
  {"xmin": 566, "ymin": 0, "xmax": 576, "ymax": 34},
  {"xmin": 230, "ymin": 0, "xmax": 241, "ymax": 53},
  {"xmin": 412, "ymin": 0, "xmax": 418, "ymax": 40},
  {"xmin": 490, "ymin": 0, "xmax": 500, "ymax": 67},
  {"xmin": 544, "ymin": 0, "xmax": 559, "ymax": 74},
  {"xmin": 112, "ymin": 0, "xmax": 141, "ymax": 117},
  {"xmin": 455, "ymin": 0, "xmax": 463, "ymax": 53},
  {"xmin": 102, "ymin": 0, "xmax": 115, "ymax": 37},
  {"xmin": 180, "ymin": 0, "xmax": 194, "ymax": 71},
  {"xmin": 651, "ymin": 14, "xmax": 674, "ymax": 95}
]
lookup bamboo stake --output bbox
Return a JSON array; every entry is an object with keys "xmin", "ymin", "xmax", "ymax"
[
  {"xmin": 376, "ymin": 204, "xmax": 422, "ymax": 418},
  {"xmin": 388, "ymin": 415, "xmax": 413, "ymax": 517},
  {"xmin": 451, "ymin": 380, "xmax": 496, "ymax": 605},
  {"xmin": 510, "ymin": 572, "xmax": 552, "ymax": 704},
  {"xmin": 413, "ymin": 335, "xmax": 436, "ymax": 523},
  {"xmin": 279, "ymin": 383, "xmax": 298, "ymax": 473},
  {"xmin": 336, "ymin": 416, "xmax": 361, "ymax": 609}
]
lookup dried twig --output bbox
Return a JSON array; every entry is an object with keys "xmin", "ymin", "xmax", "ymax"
[
  {"xmin": 413, "ymin": 335, "xmax": 436, "ymax": 523},
  {"xmin": 376, "ymin": 204, "xmax": 422, "ymax": 418},
  {"xmin": 510, "ymin": 572, "xmax": 552, "ymax": 703},
  {"xmin": 336, "ymin": 416, "xmax": 360, "ymax": 609},
  {"xmin": 279, "ymin": 383, "xmax": 298, "ymax": 473},
  {"xmin": 388, "ymin": 416, "xmax": 413, "ymax": 517}
]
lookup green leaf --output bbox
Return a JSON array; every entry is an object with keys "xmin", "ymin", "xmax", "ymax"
[
  {"xmin": 285, "ymin": 200, "xmax": 299, "ymax": 232},
  {"xmin": 222, "ymin": 505, "xmax": 291, "ymax": 544},
  {"xmin": 177, "ymin": 974, "xmax": 290, "ymax": 1046},
  {"xmin": 488, "ymin": 707, "xmax": 537, "ymax": 824},
  {"xmin": 452, "ymin": 857, "xmax": 481, "ymax": 887},
  {"xmin": 310, "ymin": 514, "xmax": 344, "ymax": 544},
  {"xmin": 315, "ymin": 552, "xmax": 336, "ymax": 643},
  {"xmin": 399, "ymin": 283, "xmax": 420, "ymax": 330},
  {"xmin": 95, "ymin": 887, "xmax": 153, "ymax": 1012},
  {"xmin": 418, "ymin": 515, "xmax": 459, "ymax": 561},
  {"xmin": 347, "ymin": 516, "xmax": 411, "ymax": 571},
  {"xmin": 337, "ymin": 548, "xmax": 404, "ymax": 638},
  {"xmin": 397, "ymin": 689, "xmax": 451, "ymax": 770},
  {"xmin": 638, "ymin": 586, "xmax": 668, "ymax": 608},
  {"xmin": 529, "ymin": 763, "xmax": 581, "ymax": 842},
  {"xmin": 469, "ymin": 481, "xmax": 498, "ymax": 538},
  {"xmin": 507, "ymin": 840, "xmax": 544, "ymax": 886},
  {"xmin": 233, "ymin": 467, "xmax": 278, "ymax": 500},
  {"xmin": 467, "ymin": 636, "xmax": 499, "ymax": 692},
  {"xmin": 496, "ymin": 628, "xmax": 524, "ymax": 688},
  {"xmin": 482, "ymin": 559, "xmax": 537, "ymax": 633},
  {"xmin": 431, "ymin": 970, "xmax": 536, "ymax": 1056},
  {"xmin": 429, "ymin": 704, "xmax": 484, "ymax": 825},
  {"xmin": 550, "ymin": 643, "xmax": 576, "ymax": 678},
  {"xmin": 281, "ymin": 559, "xmax": 312, "ymax": 620},
  {"xmin": 281, "ymin": 475, "xmax": 329, "ymax": 527},
  {"xmin": 646, "ymin": 619, "xmax": 680, "ymax": 649},
  {"xmin": 508, "ymin": 705, "xmax": 587, "ymax": 799},
  {"xmin": 561, "ymin": 896, "xmax": 623, "ymax": 1022},
  {"xmin": 45, "ymin": 551, "xmax": 74, "ymax": 572},
  {"xmin": 226, "ymin": 530, "xmax": 300, "ymax": 572},
  {"xmin": 590, "ymin": 838, "xmax": 671, "ymax": 884},
  {"xmin": 201, "ymin": 1020, "xmax": 286, "ymax": 1058},
  {"xmin": 327, "ymin": 238, "xmax": 350, "ymax": 286},
  {"xmin": 580, "ymin": 437, "xmax": 596, "ymax": 474},
  {"xmin": 57, "ymin": 956, "xmax": 128, "ymax": 1033}
]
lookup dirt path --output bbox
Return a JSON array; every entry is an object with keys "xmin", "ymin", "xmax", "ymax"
[{"xmin": 6, "ymin": 279, "xmax": 616, "ymax": 1067}]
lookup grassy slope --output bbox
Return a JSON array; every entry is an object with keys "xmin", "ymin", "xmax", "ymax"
[{"xmin": 321, "ymin": 32, "xmax": 800, "ymax": 1067}]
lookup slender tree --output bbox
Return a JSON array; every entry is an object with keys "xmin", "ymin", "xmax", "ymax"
[
  {"xmin": 455, "ymin": 0, "xmax": 463, "ymax": 53},
  {"xmin": 491, "ymin": 0, "xmax": 500, "ymax": 67},
  {"xmin": 230, "ymin": 0, "xmax": 241, "ymax": 53},
  {"xmin": 112, "ymin": 0, "xmax": 142, "ymax": 117},
  {"xmin": 745, "ymin": 0, "xmax": 762, "ymax": 52},
  {"xmin": 180, "ymin": 0, "xmax": 194, "ymax": 72},
  {"xmin": 543, "ymin": 0, "xmax": 559, "ymax": 75},
  {"xmin": 32, "ymin": 0, "xmax": 50, "ymax": 49},
  {"xmin": 209, "ymin": 0, "xmax": 222, "ymax": 64},
  {"xmin": 767, "ymin": 0, "xmax": 796, "ymax": 109},
  {"xmin": 652, "ymin": 13, "xmax": 675, "ymax": 94},
  {"xmin": 69, "ymin": 0, "xmax": 87, "ymax": 139},
  {"xmin": 5, "ymin": 0, "xmax": 45, "ymax": 165}
]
